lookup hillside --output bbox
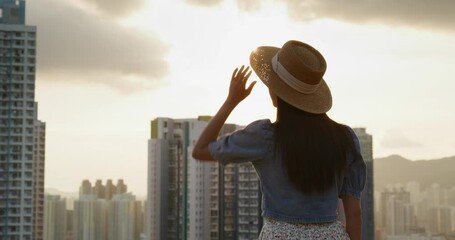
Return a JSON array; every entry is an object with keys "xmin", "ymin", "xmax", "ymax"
[{"xmin": 374, "ymin": 154, "xmax": 455, "ymax": 191}]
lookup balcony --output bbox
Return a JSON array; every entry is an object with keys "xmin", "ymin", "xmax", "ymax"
[{"xmin": 210, "ymin": 203, "xmax": 217, "ymax": 210}]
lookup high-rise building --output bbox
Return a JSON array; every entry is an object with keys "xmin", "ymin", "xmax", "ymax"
[
  {"xmin": 209, "ymin": 122, "xmax": 262, "ymax": 240},
  {"xmin": 116, "ymin": 179, "xmax": 127, "ymax": 194},
  {"xmin": 107, "ymin": 193, "xmax": 142, "ymax": 240},
  {"xmin": 380, "ymin": 188, "xmax": 411, "ymax": 235},
  {"xmin": 105, "ymin": 179, "xmax": 116, "ymax": 200},
  {"xmin": 78, "ymin": 179, "xmax": 128, "ymax": 200},
  {"xmin": 73, "ymin": 180, "xmax": 138, "ymax": 240},
  {"xmin": 33, "ymin": 119, "xmax": 45, "ymax": 240},
  {"xmin": 406, "ymin": 182, "xmax": 420, "ymax": 203},
  {"xmin": 384, "ymin": 193, "xmax": 414, "ymax": 235},
  {"xmin": 447, "ymin": 187, "xmax": 455, "ymax": 207},
  {"xmin": 426, "ymin": 183, "xmax": 446, "ymax": 206},
  {"xmin": 146, "ymin": 117, "xmax": 262, "ymax": 240},
  {"xmin": 147, "ymin": 117, "xmax": 213, "ymax": 240},
  {"xmin": 93, "ymin": 179, "xmax": 105, "ymax": 199},
  {"xmin": 79, "ymin": 179, "xmax": 92, "ymax": 196},
  {"xmin": 416, "ymin": 194, "xmax": 431, "ymax": 232},
  {"xmin": 236, "ymin": 162, "xmax": 262, "ymax": 240},
  {"xmin": 44, "ymin": 195, "xmax": 67, "ymax": 240},
  {"xmin": 353, "ymin": 128, "xmax": 375, "ymax": 240},
  {"xmin": 428, "ymin": 205, "xmax": 454, "ymax": 235},
  {"xmin": 73, "ymin": 195, "xmax": 108, "ymax": 240},
  {"xmin": 0, "ymin": 0, "xmax": 45, "ymax": 239},
  {"xmin": 209, "ymin": 124, "xmax": 238, "ymax": 240},
  {"xmin": 66, "ymin": 209, "xmax": 74, "ymax": 240}
]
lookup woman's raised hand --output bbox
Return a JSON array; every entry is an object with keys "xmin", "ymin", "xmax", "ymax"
[
  {"xmin": 226, "ymin": 65, "xmax": 256, "ymax": 106},
  {"xmin": 192, "ymin": 66, "xmax": 256, "ymax": 161}
]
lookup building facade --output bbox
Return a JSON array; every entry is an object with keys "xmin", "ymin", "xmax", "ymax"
[
  {"xmin": 146, "ymin": 117, "xmax": 262, "ymax": 240},
  {"xmin": 210, "ymin": 161, "xmax": 262, "ymax": 240},
  {"xmin": 44, "ymin": 195, "xmax": 67, "ymax": 240},
  {"xmin": 73, "ymin": 195, "xmax": 108, "ymax": 240},
  {"xmin": 146, "ymin": 117, "xmax": 213, "ymax": 240},
  {"xmin": 236, "ymin": 162, "xmax": 262, "ymax": 240},
  {"xmin": 33, "ymin": 119, "xmax": 45, "ymax": 240},
  {"xmin": 107, "ymin": 193, "xmax": 142, "ymax": 240},
  {"xmin": 0, "ymin": 0, "xmax": 44, "ymax": 239},
  {"xmin": 353, "ymin": 128, "xmax": 375, "ymax": 240}
]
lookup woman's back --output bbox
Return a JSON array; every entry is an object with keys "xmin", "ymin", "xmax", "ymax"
[{"xmin": 208, "ymin": 119, "xmax": 366, "ymax": 223}]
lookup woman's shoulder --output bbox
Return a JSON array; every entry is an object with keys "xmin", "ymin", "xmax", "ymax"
[
  {"xmin": 336, "ymin": 123, "xmax": 358, "ymax": 140},
  {"xmin": 245, "ymin": 119, "xmax": 273, "ymax": 131},
  {"xmin": 340, "ymin": 125, "xmax": 360, "ymax": 144},
  {"xmin": 246, "ymin": 119, "xmax": 272, "ymax": 127},
  {"xmin": 243, "ymin": 119, "xmax": 274, "ymax": 138}
]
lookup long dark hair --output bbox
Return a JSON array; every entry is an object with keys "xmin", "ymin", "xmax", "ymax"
[{"xmin": 274, "ymin": 98, "xmax": 354, "ymax": 195}]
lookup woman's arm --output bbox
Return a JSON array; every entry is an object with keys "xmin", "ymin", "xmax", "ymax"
[
  {"xmin": 192, "ymin": 65, "xmax": 256, "ymax": 161},
  {"xmin": 341, "ymin": 195, "xmax": 362, "ymax": 240}
]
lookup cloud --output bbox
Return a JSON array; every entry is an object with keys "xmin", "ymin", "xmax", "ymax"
[
  {"xmin": 185, "ymin": 0, "xmax": 261, "ymax": 11},
  {"xmin": 83, "ymin": 0, "xmax": 146, "ymax": 17},
  {"xmin": 181, "ymin": 0, "xmax": 455, "ymax": 32},
  {"xmin": 26, "ymin": 0, "xmax": 168, "ymax": 91},
  {"xmin": 381, "ymin": 129, "xmax": 423, "ymax": 149},
  {"xmin": 236, "ymin": 0, "xmax": 261, "ymax": 12},
  {"xmin": 184, "ymin": 0, "xmax": 223, "ymax": 7},
  {"xmin": 280, "ymin": 0, "xmax": 455, "ymax": 32}
]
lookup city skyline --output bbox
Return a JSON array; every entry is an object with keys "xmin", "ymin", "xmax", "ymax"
[
  {"xmin": 376, "ymin": 182, "xmax": 455, "ymax": 239},
  {"xmin": 45, "ymin": 179, "xmax": 143, "ymax": 240},
  {"xmin": 44, "ymin": 123, "xmax": 455, "ymax": 239},
  {"xmin": 23, "ymin": 0, "xmax": 455, "ymax": 195}
]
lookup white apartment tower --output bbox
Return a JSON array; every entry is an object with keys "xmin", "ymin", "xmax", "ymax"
[
  {"xmin": 147, "ymin": 117, "xmax": 214, "ymax": 240},
  {"xmin": 146, "ymin": 117, "xmax": 263, "ymax": 240},
  {"xmin": 0, "ymin": 1, "xmax": 45, "ymax": 239},
  {"xmin": 385, "ymin": 194, "xmax": 414, "ymax": 235},
  {"xmin": 107, "ymin": 193, "xmax": 142, "ymax": 240},
  {"xmin": 44, "ymin": 195, "xmax": 67, "ymax": 240},
  {"xmin": 73, "ymin": 195, "xmax": 108, "ymax": 240}
]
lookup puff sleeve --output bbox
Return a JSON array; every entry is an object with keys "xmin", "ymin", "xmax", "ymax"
[
  {"xmin": 208, "ymin": 119, "xmax": 272, "ymax": 166},
  {"xmin": 339, "ymin": 127, "xmax": 367, "ymax": 199}
]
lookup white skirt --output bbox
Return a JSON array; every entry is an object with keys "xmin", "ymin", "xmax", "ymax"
[{"xmin": 259, "ymin": 218, "xmax": 350, "ymax": 240}]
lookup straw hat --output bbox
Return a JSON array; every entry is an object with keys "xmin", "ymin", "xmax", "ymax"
[{"xmin": 250, "ymin": 40, "xmax": 332, "ymax": 114}]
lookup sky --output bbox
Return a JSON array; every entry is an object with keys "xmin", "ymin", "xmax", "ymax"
[{"xmin": 26, "ymin": 0, "xmax": 455, "ymax": 196}]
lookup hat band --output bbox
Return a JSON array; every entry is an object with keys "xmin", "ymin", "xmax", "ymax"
[{"xmin": 272, "ymin": 54, "xmax": 321, "ymax": 94}]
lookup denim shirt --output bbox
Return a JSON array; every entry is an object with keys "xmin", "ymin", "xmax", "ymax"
[{"xmin": 208, "ymin": 119, "xmax": 366, "ymax": 223}]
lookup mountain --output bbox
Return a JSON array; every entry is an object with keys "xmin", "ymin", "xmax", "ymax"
[{"xmin": 374, "ymin": 154, "xmax": 455, "ymax": 191}]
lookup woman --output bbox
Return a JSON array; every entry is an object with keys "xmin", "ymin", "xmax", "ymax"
[{"xmin": 192, "ymin": 40, "xmax": 366, "ymax": 239}]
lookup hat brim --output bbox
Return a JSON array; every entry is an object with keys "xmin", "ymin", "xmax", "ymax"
[{"xmin": 250, "ymin": 46, "xmax": 332, "ymax": 114}]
